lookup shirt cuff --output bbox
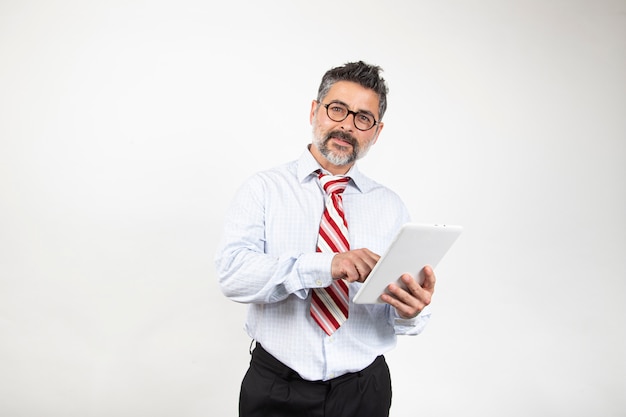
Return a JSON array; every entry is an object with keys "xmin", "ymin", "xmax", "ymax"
[
  {"xmin": 393, "ymin": 304, "xmax": 432, "ymax": 335},
  {"xmin": 296, "ymin": 252, "xmax": 335, "ymax": 289}
]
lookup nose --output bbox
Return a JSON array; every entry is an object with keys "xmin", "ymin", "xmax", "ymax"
[{"xmin": 339, "ymin": 112, "xmax": 356, "ymax": 131}]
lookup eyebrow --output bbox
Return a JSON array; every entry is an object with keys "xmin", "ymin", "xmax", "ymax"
[{"xmin": 327, "ymin": 99, "xmax": 376, "ymax": 118}]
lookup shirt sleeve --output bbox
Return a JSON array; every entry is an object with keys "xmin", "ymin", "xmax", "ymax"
[{"xmin": 215, "ymin": 175, "xmax": 334, "ymax": 304}]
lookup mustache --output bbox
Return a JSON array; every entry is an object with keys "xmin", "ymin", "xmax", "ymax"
[{"xmin": 324, "ymin": 130, "xmax": 357, "ymax": 147}]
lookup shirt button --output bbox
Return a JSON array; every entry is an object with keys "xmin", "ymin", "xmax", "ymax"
[{"xmin": 316, "ymin": 279, "xmax": 323, "ymax": 286}]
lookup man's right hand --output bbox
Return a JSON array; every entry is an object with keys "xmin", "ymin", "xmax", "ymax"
[{"xmin": 331, "ymin": 249, "xmax": 380, "ymax": 283}]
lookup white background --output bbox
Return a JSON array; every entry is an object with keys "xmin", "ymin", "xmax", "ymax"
[{"xmin": 1, "ymin": 1, "xmax": 625, "ymax": 416}]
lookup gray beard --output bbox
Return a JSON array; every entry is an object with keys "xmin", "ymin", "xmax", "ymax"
[{"xmin": 313, "ymin": 130, "xmax": 360, "ymax": 166}]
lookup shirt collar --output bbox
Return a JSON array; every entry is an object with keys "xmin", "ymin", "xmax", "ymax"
[{"xmin": 297, "ymin": 145, "xmax": 371, "ymax": 193}]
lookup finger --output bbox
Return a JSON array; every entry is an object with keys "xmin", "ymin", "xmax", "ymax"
[
  {"xmin": 353, "ymin": 257, "xmax": 376, "ymax": 280},
  {"xmin": 380, "ymin": 287, "xmax": 420, "ymax": 318},
  {"xmin": 339, "ymin": 257, "xmax": 361, "ymax": 282},
  {"xmin": 349, "ymin": 249, "xmax": 380, "ymax": 281},
  {"xmin": 386, "ymin": 281, "xmax": 415, "ymax": 305},
  {"xmin": 331, "ymin": 249, "xmax": 380, "ymax": 282},
  {"xmin": 420, "ymin": 265, "xmax": 436, "ymax": 293},
  {"xmin": 404, "ymin": 274, "xmax": 433, "ymax": 307},
  {"xmin": 356, "ymin": 248, "xmax": 380, "ymax": 267},
  {"xmin": 363, "ymin": 248, "xmax": 381, "ymax": 262},
  {"xmin": 389, "ymin": 272, "xmax": 434, "ymax": 308},
  {"xmin": 401, "ymin": 273, "xmax": 420, "ymax": 295}
]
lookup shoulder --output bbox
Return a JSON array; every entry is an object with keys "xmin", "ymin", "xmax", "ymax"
[
  {"xmin": 352, "ymin": 170, "xmax": 405, "ymax": 202},
  {"xmin": 243, "ymin": 159, "xmax": 298, "ymax": 188},
  {"xmin": 234, "ymin": 159, "xmax": 303, "ymax": 201}
]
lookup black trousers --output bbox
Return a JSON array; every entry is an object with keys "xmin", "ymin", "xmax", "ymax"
[{"xmin": 239, "ymin": 344, "xmax": 392, "ymax": 417}]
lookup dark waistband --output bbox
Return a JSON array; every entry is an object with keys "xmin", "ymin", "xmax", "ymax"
[{"xmin": 252, "ymin": 343, "xmax": 386, "ymax": 384}]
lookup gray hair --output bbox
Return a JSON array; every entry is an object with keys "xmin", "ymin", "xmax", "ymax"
[{"xmin": 316, "ymin": 61, "xmax": 388, "ymax": 121}]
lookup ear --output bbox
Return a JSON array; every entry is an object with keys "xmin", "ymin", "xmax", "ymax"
[
  {"xmin": 309, "ymin": 100, "xmax": 319, "ymax": 124},
  {"xmin": 371, "ymin": 121, "xmax": 384, "ymax": 145}
]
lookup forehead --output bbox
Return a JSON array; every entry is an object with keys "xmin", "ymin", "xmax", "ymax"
[{"xmin": 323, "ymin": 81, "xmax": 380, "ymax": 117}]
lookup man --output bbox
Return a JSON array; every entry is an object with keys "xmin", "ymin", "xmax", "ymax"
[{"xmin": 215, "ymin": 61, "xmax": 435, "ymax": 417}]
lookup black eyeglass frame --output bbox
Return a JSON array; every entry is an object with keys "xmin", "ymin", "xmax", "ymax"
[{"xmin": 320, "ymin": 101, "xmax": 379, "ymax": 131}]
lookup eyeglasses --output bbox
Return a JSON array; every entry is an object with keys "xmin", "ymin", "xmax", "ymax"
[{"xmin": 321, "ymin": 102, "xmax": 378, "ymax": 131}]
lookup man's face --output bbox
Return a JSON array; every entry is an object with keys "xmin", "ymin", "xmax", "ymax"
[{"xmin": 310, "ymin": 81, "xmax": 384, "ymax": 174}]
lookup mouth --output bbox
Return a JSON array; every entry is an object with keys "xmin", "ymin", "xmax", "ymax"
[
  {"xmin": 331, "ymin": 137, "xmax": 353, "ymax": 148},
  {"xmin": 326, "ymin": 131, "xmax": 356, "ymax": 149}
]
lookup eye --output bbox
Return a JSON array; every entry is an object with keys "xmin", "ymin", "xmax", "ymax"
[
  {"xmin": 330, "ymin": 105, "xmax": 346, "ymax": 114},
  {"xmin": 357, "ymin": 113, "xmax": 373, "ymax": 124}
]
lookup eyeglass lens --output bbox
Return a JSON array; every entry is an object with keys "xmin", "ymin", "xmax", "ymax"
[{"xmin": 325, "ymin": 103, "xmax": 375, "ymax": 131}]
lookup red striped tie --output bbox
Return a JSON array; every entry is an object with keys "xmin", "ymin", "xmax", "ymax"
[{"xmin": 310, "ymin": 171, "xmax": 351, "ymax": 335}]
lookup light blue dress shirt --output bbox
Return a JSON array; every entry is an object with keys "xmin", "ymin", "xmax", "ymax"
[{"xmin": 215, "ymin": 147, "xmax": 431, "ymax": 381}]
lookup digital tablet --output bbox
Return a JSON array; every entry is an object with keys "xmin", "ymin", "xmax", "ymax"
[{"xmin": 352, "ymin": 223, "xmax": 463, "ymax": 304}]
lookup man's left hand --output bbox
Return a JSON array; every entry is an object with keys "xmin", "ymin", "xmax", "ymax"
[{"xmin": 380, "ymin": 265, "xmax": 435, "ymax": 319}]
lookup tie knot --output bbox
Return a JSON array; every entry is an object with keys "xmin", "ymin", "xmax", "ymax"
[{"xmin": 317, "ymin": 171, "xmax": 350, "ymax": 195}]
